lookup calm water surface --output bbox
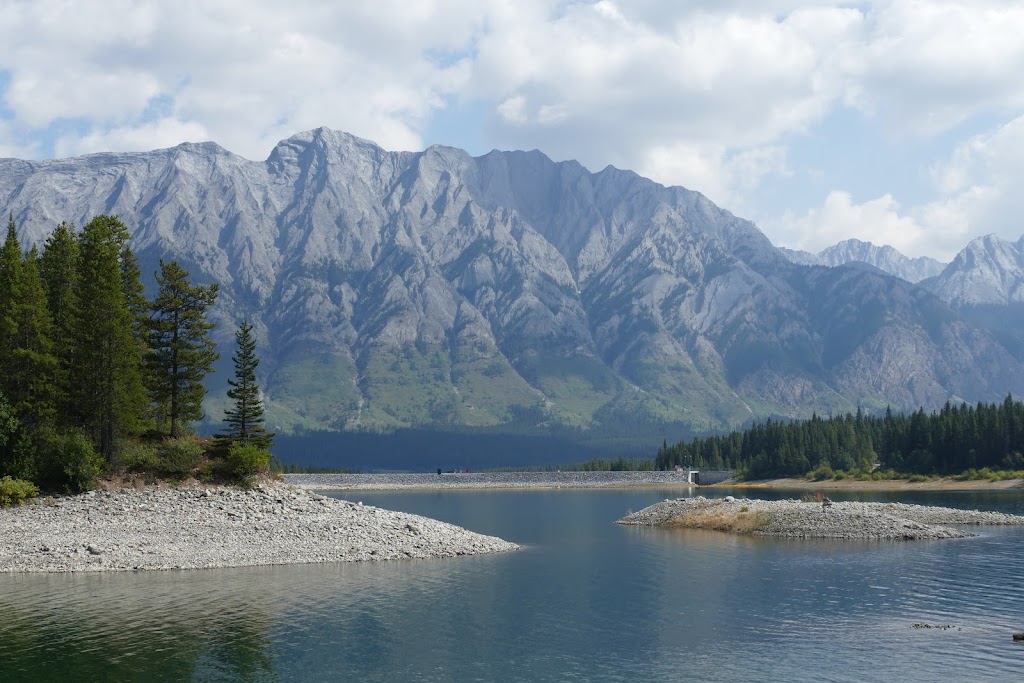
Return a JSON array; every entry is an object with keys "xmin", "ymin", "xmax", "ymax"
[{"xmin": 1, "ymin": 487, "xmax": 1022, "ymax": 682}]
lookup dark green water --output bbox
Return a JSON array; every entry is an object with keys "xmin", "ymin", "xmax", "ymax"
[{"xmin": 1, "ymin": 488, "xmax": 1022, "ymax": 682}]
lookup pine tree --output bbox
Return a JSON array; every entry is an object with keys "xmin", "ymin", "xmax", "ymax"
[
  {"xmin": 120, "ymin": 244, "xmax": 148, "ymax": 341},
  {"xmin": 40, "ymin": 221, "xmax": 79, "ymax": 418},
  {"xmin": 73, "ymin": 215, "xmax": 147, "ymax": 461},
  {"xmin": 146, "ymin": 260, "xmax": 219, "ymax": 438},
  {"xmin": 219, "ymin": 320, "xmax": 273, "ymax": 449},
  {"xmin": 0, "ymin": 213, "xmax": 22, "ymax": 394},
  {"xmin": 8, "ymin": 246, "xmax": 57, "ymax": 430}
]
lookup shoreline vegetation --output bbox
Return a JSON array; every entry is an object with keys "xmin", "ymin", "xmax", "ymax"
[
  {"xmin": 618, "ymin": 496, "xmax": 1024, "ymax": 540},
  {"xmin": 721, "ymin": 476, "xmax": 1024, "ymax": 491}
]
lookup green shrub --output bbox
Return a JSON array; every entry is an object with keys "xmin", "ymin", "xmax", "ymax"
[
  {"xmin": 157, "ymin": 438, "xmax": 203, "ymax": 476},
  {"xmin": 225, "ymin": 442, "xmax": 272, "ymax": 478},
  {"xmin": 907, "ymin": 473, "xmax": 930, "ymax": 483},
  {"xmin": 42, "ymin": 431, "xmax": 103, "ymax": 493},
  {"xmin": 0, "ymin": 476, "xmax": 39, "ymax": 507},
  {"xmin": 833, "ymin": 470, "xmax": 848, "ymax": 480},
  {"xmin": 117, "ymin": 441, "xmax": 160, "ymax": 473},
  {"xmin": 809, "ymin": 464, "xmax": 834, "ymax": 481},
  {"xmin": 977, "ymin": 467, "xmax": 996, "ymax": 481}
]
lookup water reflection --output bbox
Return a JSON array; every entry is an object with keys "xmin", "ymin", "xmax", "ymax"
[{"xmin": 1, "ymin": 488, "xmax": 1022, "ymax": 682}]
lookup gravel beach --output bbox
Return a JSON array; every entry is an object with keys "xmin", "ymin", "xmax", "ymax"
[
  {"xmin": 618, "ymin": 496, "xmax": 1024, "ymax": 540},
  {"xmin": 0, "ymin": 483, "xmax": 518, "ymax": 573},
  {"xmin": 283, "ymin": 471, "xmax": 698, "ymax": 490}
]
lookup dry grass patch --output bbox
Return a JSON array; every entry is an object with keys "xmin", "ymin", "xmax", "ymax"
[{"xmin": 664, "ymin": 504, "xmax": 773, "ymax": 534}]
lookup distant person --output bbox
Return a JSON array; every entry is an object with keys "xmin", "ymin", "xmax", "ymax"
[{"xmin": 822, "ymin": 496, "xmax": 833, "ymax": 514}]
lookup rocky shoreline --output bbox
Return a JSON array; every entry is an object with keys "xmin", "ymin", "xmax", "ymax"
[
  {"xmin": 618, "ymin": 496, "xmax": 1024, "ymax": 540},
  {"xmin": 283, "ymin": 471, "xmax": 697, "ymax": 490},
  {"xmin": 0, "ymin": 484, "xmax": 518, "ymax": 573}
]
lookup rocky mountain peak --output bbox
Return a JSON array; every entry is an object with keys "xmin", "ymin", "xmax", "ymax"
[
  {"xmin": 780, "ymin": 238, "xmax": 946, "ymax": 283},
  {"xmin": 2, "ymin": 129, "xmax": 1022, "ymax": 440},
  {"xmin": 923, "ymin": 233, "xmax": 1024, "ymax": 306}
]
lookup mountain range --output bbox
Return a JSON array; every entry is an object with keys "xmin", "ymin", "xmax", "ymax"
[
  {"xmin": 779, "ymin": 239, "xmax": 946, "ymax": 283},
  {"xmin": 3, "ymin": 128, "xmax": 1024, "ymax": 456}
]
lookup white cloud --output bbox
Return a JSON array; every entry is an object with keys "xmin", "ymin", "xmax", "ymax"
[
  {"xmin": 917, "ymin": 115, "xmax": 1024, "ymax": 253},
  {"xmin": 54, "ymin": 119, "xmax": 212, "ymax": 158},
  {"xmin": 0, "ymin": 0, "xmax": 489, "ymax": 159},
  {"xmin": 641, "ymin": 143, "xmax": 789, "ymax": 211},
  {"xmin": 497, "ymin": 96, "xmax": 528, "ymax": 125},
  {"xmin": 0, "ymin": 0, "xmax": 1023, "ymax": 260},
  {"xmin": 772, "ymin": 191, "xmax": 930, "ymax": 257},
  {"xmin": 773, "ymin": 114, "xmax": 1024, "ymax": 261},
  {"xmin": 854, "ymin": 1, "xmax": 1024, "ymax": 134}
]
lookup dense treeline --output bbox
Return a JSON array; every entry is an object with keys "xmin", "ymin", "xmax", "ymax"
[
  {"xmin": 656, "ymin": 397, "xmax": 1024, "ymax": 478},
  {"xmin": 0, "ymin": 214, "xmax": 272, "ymax": 495}
]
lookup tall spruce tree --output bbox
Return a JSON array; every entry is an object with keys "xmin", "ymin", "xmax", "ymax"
[
  {"xmin": 219, "ymin": 320, "xmax": 273, "ymax": 449},
  {"xmin": 120, "ymin": 244, "xmax": 148, "ymax": 341},
  {"xmin": 146, "ymin": 260, "xmax": 219, "ymax": 438},
  {"xmin": 0, "ymin": 213, "xmax": 22, "ymax": 393},
  {"xmin": 73, "ymin": 215, "xmax": 147, "ymax": 461},
  {"xmin": 40, "ymin": 222, "xmax": 79, "ymax": 418},
  {"xmin": 8, "ymin": 246, "xmax": 57, "ymax": 430}
]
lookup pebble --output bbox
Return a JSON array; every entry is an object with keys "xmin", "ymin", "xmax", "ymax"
[
  {"xmin": 617, "ymin": 496, "xmax": 1024, "ymax": 540},
  {"xmin": 0, "ymin": 483, "xmax": 518, "ymax": 573}
]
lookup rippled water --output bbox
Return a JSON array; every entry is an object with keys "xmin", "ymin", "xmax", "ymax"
[{"xmin": 1, "ymin": 488, "xmax": 1022, "ymax": 682}]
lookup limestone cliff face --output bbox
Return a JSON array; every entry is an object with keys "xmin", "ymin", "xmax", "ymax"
[
  {"xmin": 3, "ymin": 128, "xmax": 1022, "ymax": 433},
  {"xmin": 922, "ymin": 234, "xmax": 1024, "ymax": 306}
]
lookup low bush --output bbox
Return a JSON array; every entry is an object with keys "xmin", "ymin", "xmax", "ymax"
[
  {"xmin": 801, "ymin": 492, "xmax": 825, "ymax": 503},
  {"xmin": 41, "ymin": 431, "xmax": 103, "ymax": 493},
  {"xmin": 157, "ymin": 438, "xmax": 203, "ymax": 476},
  {"xmin": 225, "ymin": 442, "xmax": 272, "ymax": 478},
  {"xmin": 0, "ymin": 476, "xmax": 39, "ymax": 507},
  {"xmin": 808, "ymin": 464, "xmax": 834, "ymax": 481},
  {"xmin": 117, "ymin": 441, "xmax": 160, "ymax": 473},
  {"xmin": 907, "ymin": 474, "xmax": 930, "ymax": 483}
]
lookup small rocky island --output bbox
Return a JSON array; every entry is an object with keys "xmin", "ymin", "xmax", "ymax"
[
  {"xmin": 618, "ymin": 496, "xmax": 1024, "ymax": 540},
  {"xmin": 0, "ymin": 484, "xmax": 518, "ymax": 572}
]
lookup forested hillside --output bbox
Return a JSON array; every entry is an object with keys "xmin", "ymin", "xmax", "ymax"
[{"xmin": 656, "ymin": 397, "xmax": 1024, "ymax": 479}]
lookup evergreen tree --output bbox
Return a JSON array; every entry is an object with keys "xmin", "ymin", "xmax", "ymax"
[
  {"xmin": 219, "ymin": 320, "xmax": 273, "ymax": 449},
  {"xmin": 8, "ymin": 246, "xmax": 57, "ymax": 430},
  {"xmin": 40, "ymin": 221, "xmax": 79, "ymax": 417},
  {"xmin": 146, "ymin": 260, "xmax": 219, "ymax": 438},
  {"xmin": 0, "ymin": 213, "xmax": 22, "ymax": 393},
  {"xmin": 120, "ymin": 244, "xmax": 148, "ymax": 341},
  {"xmin": 72, "ymin": 215, "xmax": 147, "ymax": 461}
]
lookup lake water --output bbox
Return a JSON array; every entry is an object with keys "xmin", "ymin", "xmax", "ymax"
[{"xmin": 1, "ymin": 487, "xmax": 1023, "ymax": 682}]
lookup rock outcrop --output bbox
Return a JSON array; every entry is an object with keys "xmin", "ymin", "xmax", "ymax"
[{"xmin": 618, "ymin": 496, "xmax": 1024, "ymax": 540}]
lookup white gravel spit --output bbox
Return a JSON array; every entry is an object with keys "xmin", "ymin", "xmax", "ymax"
[
  {"xmin": 283, "ymin": 471, "xmax": 697, "ymax": 490},
  {"xmin": 0, "ymin": 484, "xmax": 519, "ymax": 573},
  {"xmin": 618, "ymin": 496, "xmax": 1024, "ymax": 540}
]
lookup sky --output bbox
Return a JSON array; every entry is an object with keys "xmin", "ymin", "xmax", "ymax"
[{"xmin": 1, "ymin": 1, "xmax": 1023, "ymax": 261}]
